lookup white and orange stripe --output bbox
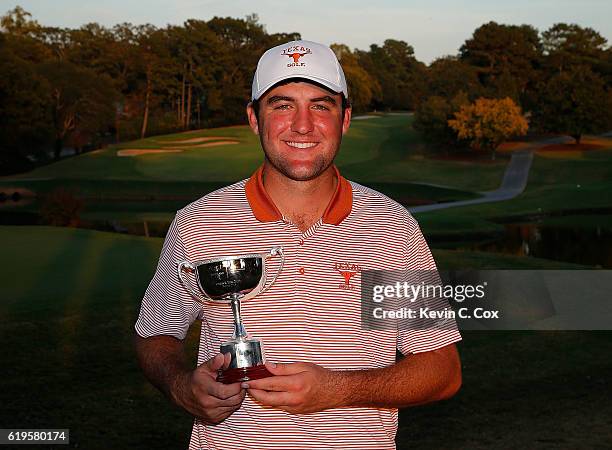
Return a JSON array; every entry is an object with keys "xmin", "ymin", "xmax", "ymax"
[{"xmin": 136, "ymin": 165, "xmax": 461, "ymax": 449}]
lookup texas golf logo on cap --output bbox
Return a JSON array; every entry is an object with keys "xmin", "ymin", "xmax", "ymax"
[{"xmin": 281, "ymin": 45, "xmax": 312, "ymax": 67}]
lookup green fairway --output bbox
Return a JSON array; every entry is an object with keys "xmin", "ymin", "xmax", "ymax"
[
  {"xmin": 1, "ymin": 226, "xmax": 609, "ymax": 449},
  {"xmin": 0, "ymin": 115, "xmax": 503, "ymax": 195}
]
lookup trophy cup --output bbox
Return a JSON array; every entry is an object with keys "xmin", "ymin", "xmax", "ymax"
[{"xmin": 177, "ymin": 247, "xmax": 284, "ymax": 384}]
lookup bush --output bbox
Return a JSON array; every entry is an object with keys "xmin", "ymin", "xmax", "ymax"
[{"xmin": 39, "ymin": 188, "xmax": 83, "ymax": 227}]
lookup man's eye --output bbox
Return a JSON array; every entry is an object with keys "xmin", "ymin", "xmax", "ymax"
[
  {"xmin": 274, "ymin": 104, "xmax": 292, "ymax": 110},
  {"xmin": 312, "ymin": 104, "xmax": 330, "ymax": 111}
]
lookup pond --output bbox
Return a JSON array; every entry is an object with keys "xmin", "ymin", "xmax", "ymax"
[{"xmin": 462, "ymin": 222, "xmax": 612, "ymax": 268}]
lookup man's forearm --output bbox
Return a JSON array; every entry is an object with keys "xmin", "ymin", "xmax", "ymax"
[
  {"xmin": 134, "ymin": 334, "xmax": 191, "ymax": 403},
  {"xmin": 333, "ymin": 344, "xmax": 461, "ymax": 409}
]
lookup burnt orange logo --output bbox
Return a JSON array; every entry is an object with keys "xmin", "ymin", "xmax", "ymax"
[
  {"xmin": 281, "ymin": 46, "xmax": 312, "ymax": 67},
  {"xmin": 335, "ymin": 263, "xmax": 362, "ymax": 290}
]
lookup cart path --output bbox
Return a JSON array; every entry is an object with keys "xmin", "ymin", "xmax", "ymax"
[{"xmin": 408, "ymin": 136, "xmax": 572, "ymax": 214}]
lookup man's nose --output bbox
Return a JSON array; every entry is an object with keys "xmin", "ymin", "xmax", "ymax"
[{"xmin": 290, "ymin": 106, "xmax": 314, "ymax": 134}]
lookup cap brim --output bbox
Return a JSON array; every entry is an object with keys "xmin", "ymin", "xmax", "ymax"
[{"xmin": 252, "ymin": 74, "xmax": 345, "ymax": 101}]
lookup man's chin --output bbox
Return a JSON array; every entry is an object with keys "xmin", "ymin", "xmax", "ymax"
[
  {"xmin": 280, "ymin": 165, "xmax": 330, "ymax": 182},
  {"xmin": 264, "ymin": 159, "xmax": 328, "ymax": 182}
]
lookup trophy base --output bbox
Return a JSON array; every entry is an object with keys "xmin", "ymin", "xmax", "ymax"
[{"xmin": 217, "ymin": 364, "xmax": 273, "ymax": 384}]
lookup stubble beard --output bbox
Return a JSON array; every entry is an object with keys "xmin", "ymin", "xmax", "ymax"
[
  {"xmin": 263, "ymin": 149, "xmax": 332, "ymax": 182},
  {"xmin": 259, "ymin": 132, "xmax": 341, "ymax": 182}
]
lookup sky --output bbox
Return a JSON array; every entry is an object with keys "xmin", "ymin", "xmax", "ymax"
[{"xmin": 3, "ymin": 0, "xmax": 611, "ymax": 63}]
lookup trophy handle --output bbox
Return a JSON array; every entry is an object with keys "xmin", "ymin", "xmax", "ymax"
[
  {"xmin": 259, "ymin": 246, "xmax": 284, "ymax": 295},
  {"xmin": 177, "ymin": 260, "xmax": 210, "ymax": 304}
]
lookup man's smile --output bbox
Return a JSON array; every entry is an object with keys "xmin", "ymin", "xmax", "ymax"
[{"xmin": 284, "ymin": 141, "xmax": 319, "ymax": 149}]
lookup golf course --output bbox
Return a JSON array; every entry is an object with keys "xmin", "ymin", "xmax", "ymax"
[{"xmin": 1, "ymin": 114, "xmax": 611, "ymax": 448}]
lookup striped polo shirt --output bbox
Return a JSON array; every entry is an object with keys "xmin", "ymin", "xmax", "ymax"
[{"xmin": 135, "ymin": 165, "xmax": 461, "ymax": 450}]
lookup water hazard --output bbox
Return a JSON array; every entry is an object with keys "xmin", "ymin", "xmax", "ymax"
[{"xmin": 465, "ymin": 222, "xmax": 612, "ymax": 268}]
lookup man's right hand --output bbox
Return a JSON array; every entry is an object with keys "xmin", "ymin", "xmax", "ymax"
[{"xmin": 172, "ymin": 353, "xmax": 246, "ymax": 424}]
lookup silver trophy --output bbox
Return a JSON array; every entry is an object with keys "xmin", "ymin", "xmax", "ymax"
[{"xmin": 177, "ymin": 247, "xmax": 284, "ymax": 383}]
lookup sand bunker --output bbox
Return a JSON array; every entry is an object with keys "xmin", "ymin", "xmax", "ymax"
[
  {"xmin": 189, "ymin": 140, "xmax": 239, "ymax": 148},
  {"xmin": 157, "ymin": 137, "xmax": 234, "ymax": 144},
  {"xmin": 150, "ymin": 141, "xmax": 239, "ymax": 150},
  {"xmin": 117, "ymin": 149, "xmax": 183, "ymax": 157},
  {"xmin": 117, "ymin": 140, "xmax": 239, "ymax": 156}
]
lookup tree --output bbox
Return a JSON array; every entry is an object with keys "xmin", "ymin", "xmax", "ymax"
[
  {"xmin": 1, "ymin": 6, "xmax": 51, "ymax": 63},
  {"xmin": 206, "ymin": 15, "xmax": 299, "ymax": 125},
  {"xmin": 357, "ymin": 39, "xmax": 426, "ymax": 110},
  {"xmin": 133, "ymin": 24, "xmax": 174, "ymax": 138},
  {"xmin": 331, "ymin": 44, "xmax": 381, "ymax": 112},
  {"xmin": 426, "ymin": 56, "xmax": 482, "ymax": 100},
  {"xmin": 37, "ymin": 60, "xmax": 118, "ymax": 158},
  {"xmin": 448, "ymin": 97, "xmax": 529, "ymax": 158},
  {"xmin": 413, "ymin": 91, "xmax": 469, "ymax": 144},
  {"xmin": 460, "ymin": 22, "xmax": 542, "ymax": 101},
  {"xmin": 542, "ymin": 23, "xmax": 608, "ymax": 74},
  {"xmin": 533, "ymin": 66, "xmax": 612, "ymax": 144},
  {"xmin": 1, "ymin": 6, "xmax": 40, "ymax": 36},
  {"xmin": 0, "ymin": 35, "xmax": 52, "ymax": 173}
]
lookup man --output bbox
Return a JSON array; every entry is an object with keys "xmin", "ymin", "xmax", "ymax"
[{"xmin": 135, "ymin": 39, "xmax": 461, "ymax": 449}]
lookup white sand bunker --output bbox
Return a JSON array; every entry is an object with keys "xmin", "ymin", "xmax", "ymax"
[
  {"xmin": 157, "ymin": 136, "xmax": 234, "ymax": 144},
  {"xmin": 117, "ymin": 140, "xmax": 239, "ymax": 157},
  {"xmin": 117, "ymin": 149, "xmax": 183, "ymax": 157},
  {"xmin": 189, "ymin": 140, "xmax": 239, "ymax": 148}
]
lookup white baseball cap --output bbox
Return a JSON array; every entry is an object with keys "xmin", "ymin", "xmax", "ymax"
[{"xmin": 251, "ymin": 39, "xmax": 348, "ymax": 101}]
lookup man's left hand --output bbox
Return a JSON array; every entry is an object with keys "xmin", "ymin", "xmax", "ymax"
[{"xmin": 243, "ymin": 362, "xmax": 343, "ymax": 414}]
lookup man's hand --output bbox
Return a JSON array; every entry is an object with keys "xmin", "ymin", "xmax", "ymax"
[
  {"xmin": 243, "ymin": 362, "xmax": 343, "ymax": 414},
  {"xmin": 172, "ymin": 353, "xmax": 246, "ymax": 424},
  {"xmin": 241, "ymin": 344, "xmax": 461, "ymax": 414}
]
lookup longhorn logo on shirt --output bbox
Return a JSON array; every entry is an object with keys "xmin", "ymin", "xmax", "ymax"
[
  {"xmin": 281, "ymin": 46, "xmax": 312, "ymax": 68},
  {"xmin": 335, "ymin": 263, "xmax": 362, "ymax": 290}
]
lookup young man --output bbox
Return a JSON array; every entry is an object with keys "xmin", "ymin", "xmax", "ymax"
[{"xmin": 135, "ymin": 40, "xmax": 461, "ymax": 449}]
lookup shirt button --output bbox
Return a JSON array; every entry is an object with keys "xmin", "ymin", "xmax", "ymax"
[
  {"xmin": 299, "ymin": 240, "xmax": 304, "ymax": 246},
  {"xmin": 298, "ymin": 267, "xmax": 305, "ymax": 275}
]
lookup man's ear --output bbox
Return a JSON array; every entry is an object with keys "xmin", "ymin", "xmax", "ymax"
[
  {"xmin": 341, "ymin": 106, "xmax": 352, "ymax": 135},
  {"xmin": 246, "ymin": 102, "xmax": 260, "ymax": 135}
]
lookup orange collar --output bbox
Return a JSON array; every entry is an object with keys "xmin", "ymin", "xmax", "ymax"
[{"xmin": 245, "ymin": 165, "xmax": 353, "ymax": 225}]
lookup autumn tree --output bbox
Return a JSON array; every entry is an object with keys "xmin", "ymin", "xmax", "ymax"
[{"xmin": 448, "ymin": 97, "xmax": 528, "ymax": 158}]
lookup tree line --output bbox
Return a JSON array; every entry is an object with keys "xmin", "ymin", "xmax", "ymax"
[
  {"xmin": 414, "ymin": 21, "xmax": 612, "ymax": 152},
  {"xmin": 1, "ymin": 6, "xmax": 611, "ymax": 173}
]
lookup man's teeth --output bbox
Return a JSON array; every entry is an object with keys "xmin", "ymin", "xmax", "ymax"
[{"xmin": 286, "ymin": 141, "xmax": 317, "ymax": 149}]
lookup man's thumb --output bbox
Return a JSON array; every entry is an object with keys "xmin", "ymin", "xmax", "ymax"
[
  {"xmin": 265, "ymin": 361, "xmax": 297, "ymax": 376},
  {"xmin": 203, "ymin": 353, "xmax": 225, "ymax": 373}
]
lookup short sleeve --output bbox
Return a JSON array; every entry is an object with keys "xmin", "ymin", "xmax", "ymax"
[
  {"xmin": 135, "ymin": 214, "xmax": 202, "ymax": 340},
  {"xmin": 397, "ymin": 216, "xmax": 462, "ymax": 355}
]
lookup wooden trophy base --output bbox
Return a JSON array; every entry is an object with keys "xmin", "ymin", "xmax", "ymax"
[{"xmin": 217, "ymin": 364, "xmax": 273, "ymax": 384}]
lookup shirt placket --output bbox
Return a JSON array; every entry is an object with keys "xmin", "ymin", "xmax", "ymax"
[{"xmin": 280, "ymin": 217, "xmax": 322, "ymax": 294}]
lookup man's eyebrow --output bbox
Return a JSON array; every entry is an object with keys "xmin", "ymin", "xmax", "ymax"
[
  {"xmin": 267, "ymin": 95, "xmax": 294, "ymax": 104},
  {"xmin": 311, "ymin": 95, "xmax": 337, "ymax": 105}
]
